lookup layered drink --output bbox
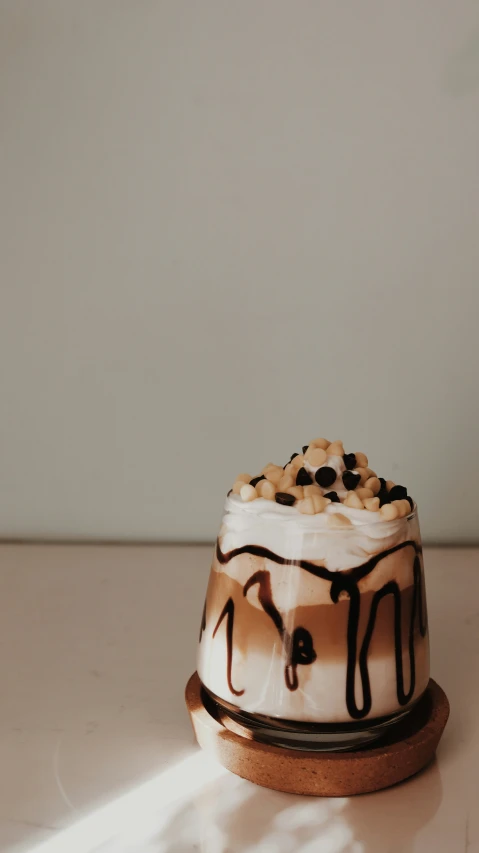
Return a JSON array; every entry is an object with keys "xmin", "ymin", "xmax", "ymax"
[{"xmin": 197, "ymin": 438, "xmax": 429, "ymax": 748}]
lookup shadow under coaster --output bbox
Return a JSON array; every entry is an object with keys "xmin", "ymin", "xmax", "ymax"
[{"xmin": 185, "ymin": 673, "xmax": 449, "ymax": 797}]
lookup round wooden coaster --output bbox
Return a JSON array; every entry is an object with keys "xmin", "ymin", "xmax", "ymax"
[{"xmin": 185, "ymin": 672, "xmax": 449, "ymax": 797}]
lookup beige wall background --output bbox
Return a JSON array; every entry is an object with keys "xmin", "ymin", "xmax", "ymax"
[{"xmin": 0, "ymin": 1, "xmax": 478, "ymax": 542}]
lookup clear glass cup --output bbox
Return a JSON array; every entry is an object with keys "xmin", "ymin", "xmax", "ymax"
[{"xmin": 197, "ymin": 499, "xmax": 429, "ymax": 751}]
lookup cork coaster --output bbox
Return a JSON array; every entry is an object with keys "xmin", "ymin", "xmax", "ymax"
[{"xmin": 185, "ymin": 672, "xmax": 449, "ymax": 797}]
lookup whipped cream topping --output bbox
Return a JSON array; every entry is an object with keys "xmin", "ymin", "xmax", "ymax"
[{"xmin": 220, "ymin": 494, "xmax": 417, "ymax": 571}]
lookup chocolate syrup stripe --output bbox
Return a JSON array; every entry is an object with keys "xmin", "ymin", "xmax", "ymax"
[
  {"xmin": 212, "ymin": 598, "xmax": 244, "ymax": 696},
  {"xmin": 216, "ymin": 539, "xmax": 423, "ymax": 583},
  {"xmin": 330, "ymin": 554, "xmax": 426, "ymax": 718},
  {"xmin": 207, "ymin": 538, "xmax": 428, "ymax": 720},
  {"xmin": 199, "ymin": 598, "xmax": 207, "ymax": 642},
  {"xmin": 243, "ymin": 570, "xmax": 317, "ymax": 691}
]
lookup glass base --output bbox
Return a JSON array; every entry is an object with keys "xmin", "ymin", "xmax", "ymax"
[{"xmin": 203, "ymin": 686, "xmax": 414, "ymax": 752}]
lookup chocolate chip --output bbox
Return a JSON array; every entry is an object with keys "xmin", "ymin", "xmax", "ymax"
[
  {"xmin": 296, "ymin": 467, "xmax": 312, "ymax": 486},
  {"xmin": 302, "ymin": 445, "xmax": 309, "ymax": 454},
  {"xmin": 378, "ymin": 488, "xmax": 390, "ymax": 507},
  {"xmin": 324, "ymin": 491, "xmax": 340, "ymax": 503},
  {"xmin": 343, "ymin": 453, "xmax": 357, "ymax": 471},
  {"xmin": 275, "ymin": 492, "xmax": 296, "ymax": 506},
  {"xmin": 406, "ymin": 495, "xmax": 414, "ymax": 511},
  {"xmin": 227, "ymin": 489, "xmax": 233, "ymax": 496},
  {"xmin": 388, "ymin": 485, "xmax": 408, "ymax": 501},
  {"xmin": 378, "ymin": 477, "xmax": 386, "ymax": 489},
  {"xmin": 342, "ymin": 471, "xmax": 361, "ymax": 491},
  {"xmin": 315, "ymin": 466, "xmax": 337, "ymax": 488},
  {"xmin": 249, "ymin": 475, "xmax": 265, "ymax": 487}
]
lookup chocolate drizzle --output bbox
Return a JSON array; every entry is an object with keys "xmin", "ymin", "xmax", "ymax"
[
  {"xmin": 329, "ymin": 551, "xmax": 426, "ymax": 718},
  {"xmin": 287, "ymin": 627, "xmax": 317, "ymax": 690},
  {"xmin": 243, "ymin": 570, "xmax": 317, "ymax": 690},
  {"xmin": 216, "ymin": 539, "xmax": 422, "ymax": 584},
  {"xmin": 199, "ymin": 598, "xmax": 207, "ymax": 642},
  {"xmin": 211, "ymin": 539, "xmax": 427, "ymax": 719},
  {"xmin": 212, "ymin": 598, "xmax": 245, "ymax": 696}
]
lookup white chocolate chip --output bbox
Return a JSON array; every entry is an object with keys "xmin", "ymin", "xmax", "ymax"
[
  {"xmin": 356, "ymin": 487, "xmax": 374, "ymax": 500},
  {"xmin": 291, "ymin": 454, "xmax": 305, "ymax": 470},
  {"xmin": 240, "ymin": 484, "xmax": 257, "ymax": 502},
  {"xmin": 278, "ymin": 474, "xmax": 295, "ymax": 492},
  {"xmin": 364, "ymin": 477, "xmax": 381, "ymax": 495},
  {"xmin": 283, "ymin": 462, "xmax": 295, "ymax": 476},
  {"xmin": 312, "ymin": 495, "xmax": 330, "ymax": 513},
  {"xmin": 363, "ymin": 497, "xmax": 380, "ymax": 512},
  {"xmin": 305, "ymin": 446, "xmax": 327, "ymax": 467},
  {"xmin": 287, "ymin": 486, "xmax": 304, "ymax": 500},
  {"xmin": 365, "ymin": 468, "xmax": 377, "ymax": 479},
  {"xmin": 380, "ymin": 503, "xmax": 399, "ymax": 520},
  {"xmin": 355, "ymin": 452, "xmax": 369, "ymax": 468},
  {"xmin": 303, "ymin": 484, "xmax": 321, "ymax": 496},
  {"xmin": 236, "ymin": 473, "xmax": 252, "ymax": 484},
  {"xmin": 394, "ymin": 499, "xmax": 411, "ymax": 518},
  {"xmin": 356, "ymin": 467, "xmax": 369, "ymax": 486},
  {"xmin": 256, "ymin": 479, "xmax": 276, "ymax": 500},
  {"xmin": 298, "ymin": 497, "xmax": 315, "ymax": 515},
  {"xmin": 327, "ymin": 441, "xmax": 345, "ymax": 456},
  {"xmin": 327, "ymin": 513, "xmax": 353, "ymax": 528},
  {"xmin": 261, "ymin": 463, "xmax": 277, "ymax": 474},
  {"xmin": 264, "ymin": 467, "xmax": 283, "ymax": 485},
  {"xmin": 232, "ymin": 480, "xmax": 246, "ymax": 494},
  {"xmin": 344, "ymin": 491, "xmax": 364, "ymax": 510},
  {"xmin": 392, "ymin": 499, "xmax": 408, "ymax": 518},
  {"xmin": 310, "ymin": 438, "xmax": 331, "ymax": 450}
]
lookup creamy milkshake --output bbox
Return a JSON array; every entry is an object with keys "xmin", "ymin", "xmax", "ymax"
[{"xmin": 197, "ymin": 438, "xmax": 429, "ymax": 747}]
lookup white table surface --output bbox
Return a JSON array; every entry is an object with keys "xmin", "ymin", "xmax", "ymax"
[{"xmin": 0, "ymin": 543, "xmax": 477, "ymax": 853}]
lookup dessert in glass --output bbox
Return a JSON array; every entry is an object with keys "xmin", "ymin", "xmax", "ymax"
[{"xmin": 197, "ymin": 438, "xmax": 429, "ymax": 750}]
